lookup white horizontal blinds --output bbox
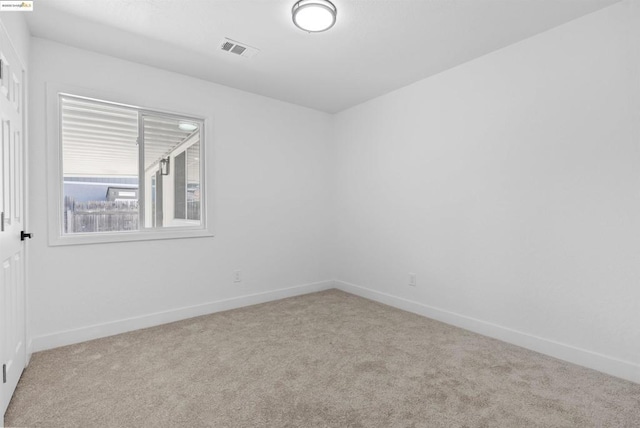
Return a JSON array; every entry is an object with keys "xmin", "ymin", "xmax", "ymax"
[
  {"xmin": 61, "ymin": 95, "xmax": 138, "ymax": 176},
  {"xmin": 142, "ymin": 115, "xmax": 194, "ymax": 171}
]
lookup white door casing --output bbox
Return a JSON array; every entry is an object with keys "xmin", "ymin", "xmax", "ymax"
[{"xmin": 0, "ymin": 21, "xmax": 27, "ymax": 419}]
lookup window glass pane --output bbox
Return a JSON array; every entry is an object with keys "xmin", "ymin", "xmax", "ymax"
[
  {"xmin": 187, "ymin": 141, "xmax": 201, "ymax": 221},
  {"xmin": 174, "ymin": 152, "xmax": 186, "ymax": 219},
  {"xmin": 60, "ymin": 95, "xmax": 204, "ymax": 238},
  {"xmin": 60, "ymin": 95, "xmax": 139, "ymax": 234},
  {"xmin": 141, "ymin": 114, "xmax": 202, "ymax": 228}
]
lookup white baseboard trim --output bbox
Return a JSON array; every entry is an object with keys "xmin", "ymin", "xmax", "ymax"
[
  {"xmin": 334, "ymin": 279, "xmax": 640, "ymax": 384},
  {"xmin": 32, "ymin": 280, "xmax": 334, "ymax": 353},
  {"xmin": 26, "ymin": 339, "xmax": 33, "ymax": 366}
]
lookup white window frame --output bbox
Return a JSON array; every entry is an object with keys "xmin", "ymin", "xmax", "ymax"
[{"xmin": 46, "ymin": 82, "xmax": 214, "ymax": 246}]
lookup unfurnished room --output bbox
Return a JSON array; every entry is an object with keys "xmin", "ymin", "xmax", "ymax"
[{"xmin": 0, "ymin": 0, "xmax": 639, "ymax": 426}]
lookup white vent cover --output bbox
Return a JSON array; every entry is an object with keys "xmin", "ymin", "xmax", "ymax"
[{"xmin": 220, "ymin": 38, "xmax": 259, "ymax": 59}]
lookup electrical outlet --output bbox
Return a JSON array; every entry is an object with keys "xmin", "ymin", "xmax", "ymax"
[
  {"xmin": 408, "ymin": 273, "xmax": 417, "ymax": 287},
  {"xmin": 234, "ymin": 270, "xmax": 242, "ymax": 283}
]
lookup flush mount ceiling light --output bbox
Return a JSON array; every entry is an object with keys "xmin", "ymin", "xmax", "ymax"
[
  {"xmin": 292, "ymin": 0, "xmax": 337, "ymax": 33},
  {"xmin": 178, "ymin": 121, "xmax": 198, "ymax": 132}
]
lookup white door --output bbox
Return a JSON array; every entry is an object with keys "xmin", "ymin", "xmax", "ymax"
[{"xmin": 0, "ymin": 22, "xmax": 27, "ymax": 419}]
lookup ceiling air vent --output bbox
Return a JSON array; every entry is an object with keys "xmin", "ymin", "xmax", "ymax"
[{"xmin": 219, "ymin": 38, "xmax": 259, "ymax": 59}]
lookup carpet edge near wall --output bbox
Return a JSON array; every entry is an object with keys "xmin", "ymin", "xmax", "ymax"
[
  {"xmin": 28, "ymin": 277, "xmax": 639, "ymax": 384},
  {"xmin": 29, "ymin": 279, "xmax": 337, "ymax": 355},
  {"xmin": 332, "ymin": 279, "xmax": 640, "ymax": 384}
]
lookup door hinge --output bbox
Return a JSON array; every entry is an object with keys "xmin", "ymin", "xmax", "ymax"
[
  {"xmin": 1, "ymin": 211, "xmax": 4, "ymax": 232},
  {"xmin": 2, "ymin": 363, "xmax": 6, "ymax": 383}
]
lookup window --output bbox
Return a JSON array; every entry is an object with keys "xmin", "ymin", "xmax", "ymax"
[{"xmin": 49, "ymin": 91, "xmax": 211, "ymax": 245}]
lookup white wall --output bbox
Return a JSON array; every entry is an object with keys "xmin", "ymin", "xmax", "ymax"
[
  {"xmin": 29, "ymin": 38, "xmax": 333, "ymax": 350},
  {"xmin": 332, "ymin": 1, "xmax": 640, "ymax": 382}
]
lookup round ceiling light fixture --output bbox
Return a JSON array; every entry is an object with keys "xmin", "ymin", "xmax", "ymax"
[
  {"xmin": 178, "ymin": 121, "xmax": 198, "ymax": 132},
  {"xmin": 292, "ymin": 0, "xmax": 337, "ymax": 33}
]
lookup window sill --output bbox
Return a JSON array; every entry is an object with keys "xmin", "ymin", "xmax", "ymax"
[{"xmin": 48, "ymin": 227, "xmax": 214, "ymax": 247}]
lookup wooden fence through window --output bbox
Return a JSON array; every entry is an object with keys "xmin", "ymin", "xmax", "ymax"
[{"xmin": 64, "ymin": 197, "xmax": 139, "ymax": 233}]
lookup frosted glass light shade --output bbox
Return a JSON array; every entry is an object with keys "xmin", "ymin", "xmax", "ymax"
[
  {"xmin": 178, "ymin": 122, "xmax": 198, "ymax": 132},
  {"xmin": 292, "ymin": 0, "xmax": 337, "ymax": 33}
]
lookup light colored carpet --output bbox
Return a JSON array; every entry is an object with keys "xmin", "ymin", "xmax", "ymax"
[{"xmin": 5, "ymin": 289, "xmax": 640, "ymax": 427}]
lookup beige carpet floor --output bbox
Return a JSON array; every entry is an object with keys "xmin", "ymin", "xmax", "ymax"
[{"xmin": 5, "ymin": 289, "xmax": 640, "ymax": 427}]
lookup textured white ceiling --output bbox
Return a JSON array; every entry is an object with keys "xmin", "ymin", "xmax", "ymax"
[{"xmin": 27, "ymin": 0, "xmax": 619, "ymax": 113}]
